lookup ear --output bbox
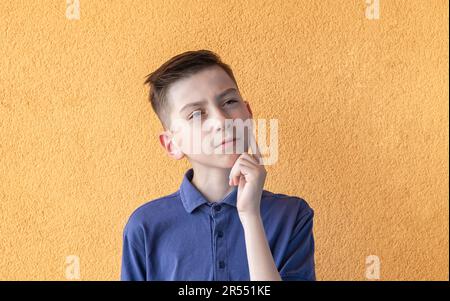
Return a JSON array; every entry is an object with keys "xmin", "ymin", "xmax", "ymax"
[
  {"xmin": 159, "ymin": 131, "xmax": 185, "ymax": 160},
  {"xmin": 244, "ymin": 100, "xmax": 253, "ymax": 119}
]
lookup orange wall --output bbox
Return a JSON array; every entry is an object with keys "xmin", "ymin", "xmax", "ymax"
[{"xmin": 0, "ymin": 0, "xmax": 448, "ymax": 280}]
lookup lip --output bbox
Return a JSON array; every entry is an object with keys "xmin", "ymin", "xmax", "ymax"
[{"xmin": 216, "ymin": 137, "xmax": 238, "ymax": 148}]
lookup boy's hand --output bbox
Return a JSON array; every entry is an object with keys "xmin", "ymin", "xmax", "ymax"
[{"xmin": 229, "ymin": 137, "xmax": 266, "ymax": 219}]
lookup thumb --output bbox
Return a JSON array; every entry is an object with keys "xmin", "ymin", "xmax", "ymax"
[{"xmin": 238, "ymin": 174, "xmax": 246, "ymax": 189}]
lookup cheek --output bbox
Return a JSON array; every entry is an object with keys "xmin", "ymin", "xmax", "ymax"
[
  {"xmin": 176, "ymin": 127, "xmax": 213, "ymax": 154},
  {"xmin": 173, "ymin": 128, "xmax": 193, "ymax": 153},
  {"xmin": 232, "ymin": 104, "xmax": 251, "ymax": 119}
]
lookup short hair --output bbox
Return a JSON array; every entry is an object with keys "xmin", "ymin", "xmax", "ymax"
[{"xmin": 144, "ymin": 49, "xmax": 239, "ymax": 129}]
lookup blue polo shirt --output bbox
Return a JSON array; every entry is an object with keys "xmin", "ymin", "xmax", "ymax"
[{"xmin": 121, "ymin": 168, "xmax": 316, "ymax": 281}]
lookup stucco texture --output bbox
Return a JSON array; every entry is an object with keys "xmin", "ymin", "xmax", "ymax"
[{"xmin": 0, "ymin": 0, "xmax": 448, "ymax": 280}]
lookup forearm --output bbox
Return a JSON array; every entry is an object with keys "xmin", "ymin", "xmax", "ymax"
[{"xmin": 239, "ymin": 213, "xmax": 282, "ymax": 281}]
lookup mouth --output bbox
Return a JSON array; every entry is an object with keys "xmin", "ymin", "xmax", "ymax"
[{"xmin": 216, "ymin": 137, "xmax": 238, "ymax": 148}]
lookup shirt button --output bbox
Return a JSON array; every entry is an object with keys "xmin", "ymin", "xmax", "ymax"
[
  {"xmin": 214, "ymin": 205, "xmax": 222, "ymax": 212},
  {"xmin": 217, "ymin": 230, "xmax": 223, "ymax": 238},
  {"xmin": 219, "ymin": 261, "xmax": 225, "ymax": 269}
]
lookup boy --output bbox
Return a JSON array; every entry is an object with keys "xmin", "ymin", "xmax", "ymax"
[{"xmin": 120, "ymin": 50, "xmax": 315, "ymax": 281}]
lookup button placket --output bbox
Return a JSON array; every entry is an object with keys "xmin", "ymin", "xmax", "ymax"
[{"xmin": 210, "ymin": 203, "xmax": 228, "ymax": 280}]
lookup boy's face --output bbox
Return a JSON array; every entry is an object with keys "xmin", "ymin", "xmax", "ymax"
[{"xmin": 160, "ymin": 65, "xmax": 253, "ymax": 169}]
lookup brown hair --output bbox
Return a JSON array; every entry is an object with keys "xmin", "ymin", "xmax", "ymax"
[{"xmin": 144, "ymin": 49, "xmax": 239, "ymax": 129}]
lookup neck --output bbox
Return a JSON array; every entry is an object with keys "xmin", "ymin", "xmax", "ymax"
[{"xmin": 189, "ymin": 162, "xmax": 235, "ymax": 203}]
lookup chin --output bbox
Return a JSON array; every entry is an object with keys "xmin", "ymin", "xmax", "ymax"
[
  {"xmin": 190, "ymin": 153, "xmax": 240, "ymax": 169},
  {"xmin": 215, "ymin": 153, "xmax": 241, "ymax": 168}
]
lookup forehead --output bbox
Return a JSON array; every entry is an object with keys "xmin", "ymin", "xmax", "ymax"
[{"xmin": 166, "ymin": 65, "xmax": 238, "ymax": 112}]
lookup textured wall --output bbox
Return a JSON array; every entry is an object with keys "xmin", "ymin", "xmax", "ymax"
[{"xmin": 0, "ymin": 0, "xmax": 448, "ymax": 280}]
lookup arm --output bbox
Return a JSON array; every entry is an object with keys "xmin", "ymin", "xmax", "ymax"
[
  {"xmin": 120, "ymin": 221, "xmax": 146, "ymax": 281},
  {"xmin": 278, "ymin": 205, "xmax": 316, "ymax": 281},
  {"xmin": 229, "ymin": 147, "xmax": 281, "ymax": 281},
  {"xmin": 239, "ymin": 212, "xmax": 282, "ymax": 281}
]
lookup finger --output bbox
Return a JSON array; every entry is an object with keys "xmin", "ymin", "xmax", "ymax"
[
  {"xmin": 239, "ymin": 157, "xmax": 259, "ymax": 169},
  {"xmin": 229, "ymin": 158, "xmax": 254, "ymax": 186},
  {"xmin": 240, "ymin": 152, "xmax": 259, "ymax": 165},
  {"xmin": 229, "ymin": 156, "xmax": 240, "ymax": 184},
  {"xmin": 229, "ymin": 150, "xmax": 259, "ymax": 185},
  {"xmin": 229, "ymin": 159, "xmax": 240, "ymax": 186},
  {"xmin": 249, "ymin": 132, "xmax": 263, "ymax": 165},
  {"xmin": 231, "ymin": 164, "xmax": 254, "ymax": 186},
  {"xmin": 229, "ymin": 153, "xmax": 247, "ymax": 183},
  {"xmin": 237, "ymin": 157, "xmax": 257, "ymax": 168},
  {"xmin": 229, "ymin": 161, "xmax": 245, "ymax": 186}
]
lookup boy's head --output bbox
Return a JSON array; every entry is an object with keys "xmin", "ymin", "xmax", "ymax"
[{"xmin": 144, "ymin": 49, "xmax": 253, "ymax": 169}]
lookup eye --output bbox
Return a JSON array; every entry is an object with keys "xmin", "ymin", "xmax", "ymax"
[
  {"xmin": 188, "ymin": 110, "xmax": 203, "ymax": 120},
  {"xmin": 224, "ymin": 99, "xmax": 238, "ymax": 106}
]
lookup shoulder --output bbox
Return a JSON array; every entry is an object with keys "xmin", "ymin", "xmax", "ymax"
[
  {"xmin": 261, "ymin": 190, "xmax": 314, "ymax": 219},
  {"xmin": 123, "ymin": 190, "xmax": 180, "ymax": 233}
]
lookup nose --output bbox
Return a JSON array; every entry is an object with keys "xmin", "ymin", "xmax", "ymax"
[{"xmin": 209, "ymin": 107, "xmax": 231, "ymax": 133}]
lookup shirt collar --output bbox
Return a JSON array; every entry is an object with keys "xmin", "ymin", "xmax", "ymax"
[{"xmin": 180, "ymin": 168, "xmax": 238, "ymax": 214}]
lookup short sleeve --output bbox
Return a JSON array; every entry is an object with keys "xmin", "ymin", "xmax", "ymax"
[
  {"xmin": 279, "ymin": 203, "xmax": 316, "ymax": 281},
  {"xmin": 120, "ymin": 221, "xmax": 147, "ymax": 281}
]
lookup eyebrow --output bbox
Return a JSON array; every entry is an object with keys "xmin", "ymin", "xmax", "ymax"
[{"xmin": 179, "ymin": 88, "xmax": 238, "ymax": 114}]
